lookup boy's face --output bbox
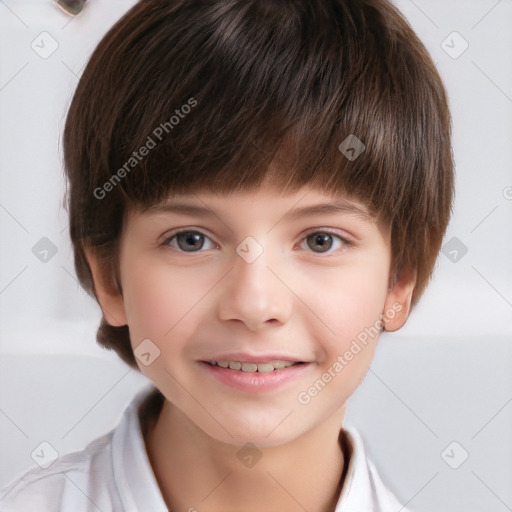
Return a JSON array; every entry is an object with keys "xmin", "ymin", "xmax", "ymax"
[{"xmin": 87, "ymin": 182, "xmax": 415, "ymax": 447}]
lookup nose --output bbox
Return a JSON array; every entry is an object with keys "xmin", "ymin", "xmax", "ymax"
[{"xmin": 216, "ymin": 241, "xmax": 293, "ymax": 331}]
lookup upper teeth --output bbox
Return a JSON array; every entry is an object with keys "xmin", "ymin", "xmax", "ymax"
[{"xmin": 207, "ymin": 360, "xmax": 297, "ymax": 373}]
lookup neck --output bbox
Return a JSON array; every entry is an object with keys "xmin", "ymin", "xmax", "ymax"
[{"xmin": 143, "ymin": 399, "xmax": 349, "ymax": 512}]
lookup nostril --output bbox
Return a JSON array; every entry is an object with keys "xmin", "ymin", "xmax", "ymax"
[{"xmin": 54, "ymin": 0, "xmax": 88, "ymax": 16}]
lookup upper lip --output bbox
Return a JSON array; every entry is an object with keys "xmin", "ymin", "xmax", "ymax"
[{"xmin": 202, "ymin": 353, "xmax": 307, "ymax": 364}]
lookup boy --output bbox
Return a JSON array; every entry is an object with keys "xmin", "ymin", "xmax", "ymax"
[{"xmin": 0, "ymin": 0, "xmax": 454, "ymax": 510}]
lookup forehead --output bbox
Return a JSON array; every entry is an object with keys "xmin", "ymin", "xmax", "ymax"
[{"xmin": 139, "ymin": 185, "xmax": 376, "ymax": 225}]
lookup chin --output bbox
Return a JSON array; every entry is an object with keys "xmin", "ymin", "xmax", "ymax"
[{"xmin": 196, "ymin": 411, "xmax": 310, "ymax": 448}]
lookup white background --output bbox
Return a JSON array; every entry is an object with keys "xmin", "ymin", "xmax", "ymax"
[{"xmin": 0, "ymin": 0, "xmax": 511, "ymax": 510}]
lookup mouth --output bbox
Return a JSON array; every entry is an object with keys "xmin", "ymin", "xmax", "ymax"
[
  {"xmin": 204, "ymin": 360, "xmax": 304, "ymax": 373},
  {"xmin": 200, "ymin": 359, "xmax": 310, "ymax": 392}
]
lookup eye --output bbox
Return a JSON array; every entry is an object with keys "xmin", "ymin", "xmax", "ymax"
[
  {"xmin": 160, "ymin": 230, "xmax": 216, "ymax": 252},
  {"xmin": 300, "ymin": 230, "xmax": 352, "ymax": 255},
  {"xmin": 160, "ymin": 228, "xmax": 353, "ymax": 255}
]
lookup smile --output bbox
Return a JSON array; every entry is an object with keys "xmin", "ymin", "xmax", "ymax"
[
  {"xmin": 201, "ymin": 360, "xmax": 310, "ymax": 392},
  {"xmin": 206, "ymin": 360, "xmax": 299, "ymax": 373}
]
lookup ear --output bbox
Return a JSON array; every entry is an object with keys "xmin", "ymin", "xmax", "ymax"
[
  {"xmin": 84, "ymin": 246, "xmax": 128, "ymax": 327},
  {"xmin": 382, "ymin": 266, "xmax": 417, "ymax": 332}
]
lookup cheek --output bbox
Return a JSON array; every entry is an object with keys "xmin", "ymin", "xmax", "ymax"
[
  {"xmin": 308, "ymin": 259, "xmax": 389, "ymax": 342},
  {"xmin": 120, "ymin": 257, "xmax": 209, "ymax": 344},
  {"xmin": 301, "ymin": 263, "xmax": 389, "ymax": 408}
]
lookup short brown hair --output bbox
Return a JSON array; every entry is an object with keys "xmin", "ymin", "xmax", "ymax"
[{"xmin": 63, "ymin": 0, "xmax": 454, "ymax": 369}]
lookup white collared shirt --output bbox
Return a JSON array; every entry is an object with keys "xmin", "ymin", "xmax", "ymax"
[{"xmin": 0, "ymin": 386, "xmax": 409, "ymax": 512}]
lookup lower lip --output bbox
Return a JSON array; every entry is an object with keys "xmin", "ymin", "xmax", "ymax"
[{"xmin": 200, "ymin": 361, "xmax": 311, "ymax": 392}]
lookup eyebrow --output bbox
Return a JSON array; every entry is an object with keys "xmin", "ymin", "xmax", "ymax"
[
  {"xmin": 146, "ymin": 199, "xmax": 373, "ymax": 223},
  {"xmin": 279, "ymin": 201, "xmax": 373, "ymax": 223}
]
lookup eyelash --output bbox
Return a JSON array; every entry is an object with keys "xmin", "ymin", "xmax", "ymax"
[{"xmin": 158, "ymin": 228, "xmax": 354, "ymax": 256}]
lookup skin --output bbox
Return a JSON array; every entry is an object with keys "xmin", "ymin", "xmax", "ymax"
[{"xmin": 86, "ymin": 176, "xmax": 416, "ymax": 512}]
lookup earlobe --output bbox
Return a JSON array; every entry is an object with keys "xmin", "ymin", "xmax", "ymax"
[
  {"xmin": 382, "ymin": 267, "xmax": 417, "ymax": 332},
  {"xmin": 84, "ymin": 246, "xmax": 128, "ymax": 327}
]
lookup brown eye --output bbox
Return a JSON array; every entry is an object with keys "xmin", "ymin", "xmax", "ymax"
[
  {"xmin": 176, "ymin": 232, "xmax": 205, "ymax": 252},
  {"xmin": 302, "ymin": 231, "xmax": 351, "ymax": 255},
  {"xmin": 162, "ymin": 230, "xmax": 216, "ymax": 252},
  {"xmin": 306, "ymin": 233, "xmax": 334, "ymax": 253}
]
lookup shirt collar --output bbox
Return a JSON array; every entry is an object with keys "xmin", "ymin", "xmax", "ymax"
[
  {"xmin": 112, "ymin": 385, "xmax": 169, "ymax": 512},
  {"xmin": 334, "ymin": 425, "xmax": 375, "ymax": 511},
  {"xmin": 112, "ymin": 386, "xmax": 379, "ymax": 512}
]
